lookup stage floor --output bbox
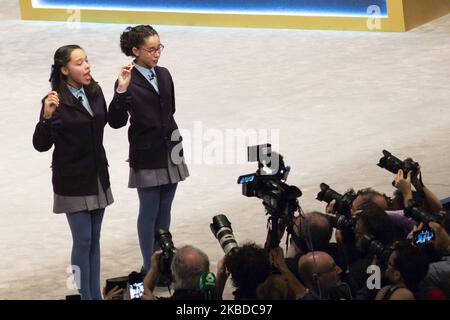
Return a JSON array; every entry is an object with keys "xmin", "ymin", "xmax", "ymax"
[{"xmin": 0, "ymin": 1, "xmax": 449, "ymax": 299}]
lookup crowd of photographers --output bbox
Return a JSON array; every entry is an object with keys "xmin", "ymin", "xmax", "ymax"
[{"xmin": 102, "ymin": 149, "xmax": 450, "ymax": 300}]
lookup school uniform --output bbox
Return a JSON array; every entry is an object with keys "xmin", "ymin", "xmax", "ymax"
[
  {"xmin": 108, "ymin": 63, "xmax": 188, "ymax": 272},
  {"xmin": 33, "ymin": 83, "xmax": 114, "ymax": 211},
  {"xmin": 33, "ymin": 82, "xmax": 113, "ymax": 300}
]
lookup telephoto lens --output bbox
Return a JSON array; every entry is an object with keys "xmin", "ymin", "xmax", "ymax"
[
  {"xmin": 156, "ymin": 229, "xmax": 176, "ymax": 281},
  {"xmin": 210, "ymin": 214, "xmax": 239, "ymax": 255}
]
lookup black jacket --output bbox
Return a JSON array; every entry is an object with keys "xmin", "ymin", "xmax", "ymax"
[
  {"xmin": 32, "ymin": 84, "xmax": 110, "ymax": 196},
  {"xmin": 107, "ymin": 66, "xmax": 183, "ymax": 170}
]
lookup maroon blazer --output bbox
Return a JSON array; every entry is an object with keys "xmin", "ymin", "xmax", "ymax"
[
  {"xmin": 108, "ymin": 66, "xmax": 183, "ymax": 170},
  {"xmin": 32, "ymin": 84, "xmax": 111, "ymax": 196}
]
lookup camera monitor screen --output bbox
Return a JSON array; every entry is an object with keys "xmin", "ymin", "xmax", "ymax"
[
  {"xmin": 129, "ymin": 281, "xmax": 144, "ymax": 299},
  {"xmin": 414, "ymin": 229, "xmax": 435, "ymax": 245}
]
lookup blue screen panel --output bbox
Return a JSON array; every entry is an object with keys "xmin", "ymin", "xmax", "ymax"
[{"xmin": 33, "ymin": 0, "xmax": 388, "ymax": 17}]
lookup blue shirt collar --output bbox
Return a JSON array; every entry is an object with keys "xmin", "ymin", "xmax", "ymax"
[
  {"xmin": 132, "ymin": 61, "xmax": 155, "ymax": 79},
  {"xmin": 67, "ymin": 84, "xmax": 86, "ymax": 97}
]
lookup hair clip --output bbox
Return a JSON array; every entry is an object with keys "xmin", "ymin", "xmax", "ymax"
[
  {"xmin": 48, "ymin": 64, "xmax": 55, "ymax": 82},
  {"xmin": 123, "ymin": 26, "xmax": 133, "ymax": 33}
]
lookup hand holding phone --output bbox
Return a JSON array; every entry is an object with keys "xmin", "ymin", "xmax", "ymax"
[
  {"xmin": 128, "ymin": 271, "xmax": 145, "ymax": 300},
  {"xmin": 413, "ymin": 227, "xmax": 435, "ymax": 245}
]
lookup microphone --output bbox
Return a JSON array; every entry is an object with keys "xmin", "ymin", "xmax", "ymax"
[
  {"xmin": 78, "ymin": 96, "xmax": 83, "ymax": 102},
  {"xmin": 199, "ymin": 272, "xmax": 217, "ymax": 300}
]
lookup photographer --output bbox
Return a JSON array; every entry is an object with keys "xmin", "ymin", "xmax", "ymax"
[
  {"xmin": 330, "ymin": 187, "xmax": 414, "ymax": 240},
  {"xmin": 376, "ymin": 241, "xmax": 429, "ymax": 300},
  {"xmin": 417, "ymin": 222, "xmax": 450, "ymax": 299},
  {"xmin": 347, "ymin": 202, "xmax": 395, "ymax": 294},
  {"xmin": 287, "ymin": 212, "xmax": 344, "ymax": 276},
  {"xmin": 224, "ymin": 242, "xmax": 271, "ymax": 300},
  {"xmin": 392, "ymin": 165, "xmax": 443, "ymax": 213},
  {"xmin": 350, "ymin": 188, "xmax": 392, "ymax": 213},
  {"xmin": 297, "ymin": 251, "xmax": 344, "ymax": 300},
  {"xmin": 144, "ymin": 245, "xmax": 210, "ymax": 300}
]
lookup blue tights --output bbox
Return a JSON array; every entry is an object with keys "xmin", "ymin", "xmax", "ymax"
[
  {"xmin": 137, "ymin": 183, "xmax": 178, "ymax": 272},
  {"xmin": 66, "ymin": 208, "xmax": 104, "ymax": 300}
]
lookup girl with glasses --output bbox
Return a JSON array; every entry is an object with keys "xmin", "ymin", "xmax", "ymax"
[{"xmin": 108, "ymin": 25, "xmax": 189, "ymax": 278}]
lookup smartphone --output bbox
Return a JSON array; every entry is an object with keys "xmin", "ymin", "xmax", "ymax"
[
  {"xmin": 129, "ymin": 281, "xmax": 145, "ymax": 300},
  {"xmin": 105, "ymin": 276, "xmax": 128, "ymax": 293},
  {"xmin": 413, "ymin": 228, "xmax": 435, "ymax": 245}
]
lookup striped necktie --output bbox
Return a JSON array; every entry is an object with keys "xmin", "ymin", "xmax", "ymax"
[{"xmin": 148, "ymin": 70, "xmax": 159, "ymax": 93}]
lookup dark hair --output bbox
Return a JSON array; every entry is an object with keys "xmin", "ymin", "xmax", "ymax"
[
  {"xmin": 256, "ymin": 274, "xmax": 295, "ymax": 300},
  {"xmin": 120, "ymin": 25, "xmax": 159, "ymax": 57},
  {"xmin": 356, "ymin": 188, "xmax": 391, "ymax": 210},
  {"xmin": 50, "ymin": 45, "xmax": 81, "ymax": 92},
  {"xmin": 358, "ymin": 202, "xmax": 395, "ymax": 245},
  {"xmin": 392, "ymin": 241, "xmax": 429, "ymax": 293},
  {"xmin": 225, "ymin": 242, "xmax": 270, "ymax": 299},
  {"xmin": 49, "ymin": 45, "xmax": 99, "ymax": 105}
]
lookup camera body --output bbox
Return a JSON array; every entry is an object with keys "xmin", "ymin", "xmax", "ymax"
[
  {"xmin": 377, "ymin": 150, "xmax": 419, "ymax": 178},
  {"xmin": 127, "ymin": 271, "xmax": 144, "ymax": 300},
  {"xmin": 323, "ymin": 212, "xmax": 356, "ymax": 231},
  {"xmin": 105, "ymin": 275, "xmax": 128, "ymax": 300},
  {"xmin": 156, "ymin": 229, "xmax": 177, "ymax": 282},
  {"xmin": 413, "ymin": 228, "xmax": 436, "ymax": 245},
  {"xmin": 210, "ymin": 214, "xmax": 239, "ymax": 255},
  {"xmin": 316, "ymin": 183, "xmax": 356, "ymax": 217},
  {"xmin": 404, "ymin": 200, "xmax": 445, "ymax": 225},
  {"xmin": 360, "ymin": 234, "xmax": 393, "ymax": 263}
]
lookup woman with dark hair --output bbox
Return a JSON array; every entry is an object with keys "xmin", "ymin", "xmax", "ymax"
[
  {"xmin": 108, "ymin": 25, "xmax": 189, "ymax": 276},
  {"xmin": 33, "ymin": 45, "xmax": 113, "ymax": 300}
]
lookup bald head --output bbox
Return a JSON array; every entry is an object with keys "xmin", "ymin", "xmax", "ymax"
[{"xmin": 298, "ymin": 251, "xmax": 341, "ymax": 293}]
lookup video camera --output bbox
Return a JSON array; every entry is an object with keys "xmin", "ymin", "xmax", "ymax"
[{"xmin": 237, "ymin": 144, "xmax": 302, "ymax": 248}]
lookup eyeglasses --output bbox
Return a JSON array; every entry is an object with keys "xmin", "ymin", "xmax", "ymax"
[{"xmin": 142, "ymin": 44, "xmax": 164, "ymax": 55}]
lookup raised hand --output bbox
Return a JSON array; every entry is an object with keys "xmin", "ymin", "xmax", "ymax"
[
  {"xmin": 117, "ymin": 64, "xmax": 134, "ymax": 92},
  {"xmin": 43, "ymin": 91, "xmax": 59, "ymax": 119}
]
